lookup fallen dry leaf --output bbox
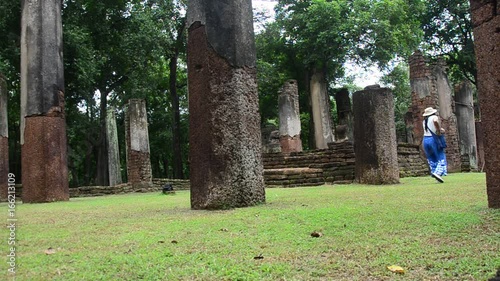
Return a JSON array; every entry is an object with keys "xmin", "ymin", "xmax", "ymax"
[{"xmin": 387, "ymin": 265, "xmax": 405, "ymax": 274}]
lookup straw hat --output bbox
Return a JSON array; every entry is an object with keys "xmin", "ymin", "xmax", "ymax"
[{"xmin": 423, "ymin": 107, "xmax": 437, "ymax": 117}]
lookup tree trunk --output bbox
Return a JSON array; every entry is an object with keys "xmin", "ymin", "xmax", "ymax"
[
  {"xmin": 163, "ymin": 158, "xmax": 169, "ymax": 178},
  {"xmin": 169, "ymin": 18, "xmax": 186, "ymax": 179},
  {"xmin": 305, "ymin": 71, "xmax": 315, "ymax": 150},
  {"xmin": 84, "ymin": 139, "xmax": 93, "ymax": 184},
  {"xmin": 9, "ymin": 124, "xmax": 21, "ymax": 183}
]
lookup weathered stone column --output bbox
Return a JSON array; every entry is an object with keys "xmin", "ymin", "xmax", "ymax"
[
  {"xmin": 352, "ymin": 86, "xmax": 400, "ymax": 184},
  {"xmin": 261, "ymin": 124, "xmax": 281, "ymax": 153},
  {"xmin": 187, "ymin": 0, "xmax": 265, "ymax": 209},
  {"xmin": 278, "ymin": 80, "xmax": 302, "ymax": 153},
  {"xmin": 20, "ymin": 0, "xmax": 69, "ymax": 203},
  {"xmin": 106, "ymin": 107, "xmax": 122, "ymax": 186},
  {"xmin": 409, "ymin": 52, "xmax": 461, "ymax": 172},
  {"xmin": 0, "ymin": 75, "xmax": 8, "ymax": 200},
  {"xmin": 454, "ymin": 81, "xmax": 478, "ymax": 170},
  {"xmin": 125, "ymin": 99, "xmax": 152, "ymax": 189},
  {"xmin": 409, "ymin": 51, "xmax": 436, "ymax": 147},
  {"xmin": 433, "ymin": 61, "xmax": 461, "ymax": 172},
  {"xmin": 310, "ymin": 70, "xmax": 335, "ymax": 149},
  {"xmin": 469, "ymin": 0, "xmax": 500, "ymax": 208},
  {"xmin": 335, "ymin": 88, "xmax": 353, "ymax": 141}
]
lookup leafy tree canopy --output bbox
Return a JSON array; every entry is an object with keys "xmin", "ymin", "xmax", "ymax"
[
  {"xmin": 256, "ymin": 0, "xmax": 425, "ymax": 130},
  {"xmin": 418, "ymin": 0, "xmax": 475, "ymax": 85}
]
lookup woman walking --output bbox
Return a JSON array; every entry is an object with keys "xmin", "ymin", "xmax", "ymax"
[{"xmin": 422, "ymin": 107, "xmax": 447, "ymax": 183}]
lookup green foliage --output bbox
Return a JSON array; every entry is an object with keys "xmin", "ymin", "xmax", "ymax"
[
  {"xmin": 349, "ymin": 0, "xmax": 425, "ymax": 67},
  {"xmin": 256, "ymin": 60, "xmax": 286, "ymax": 124},
  {"xmin": 0, "ymin": 0, "xmax": 187, "ymax": 185},
  {"xmin": 299, "ymin": 112, "xmax": 312, "ymax": 150},
  {"xmin": 0, "ymin": 0, "xmax": 21, "ymax": 176},
  {"xmin": 256, "ymin": 0, "xmax": 424, "ymax": 145},
  {"xmin": 274, "ymin": 0, "xmax": 351, "ymax": 78},
  {"xmin": 0, "ymin": 0, "xmax": 19, "ymax": 77},
  {"xmin": 6, "ymin": 173, "xmax": 499, "ymax": 280},
  {"xmin": 272, "ymin": 0, "xmax": 424, "ymax": 77},
  {"xmin": 419, "ymin": 0, "xmax": 475, "ymax": 85},
  {"xmin": 61, "ymin": 0, "xmax": 188, "ymax": 184},
  {"xmin": 381, "ymin": 62, "xmax": 411, "ymax": 141}
]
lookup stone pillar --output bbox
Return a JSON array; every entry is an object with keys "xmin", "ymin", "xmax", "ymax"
[
  {"xmin": 125, "ymin": 99, "xmax": 152, "ymax": 189},
  {"xmin": 261, "ymin": 124, "xmax": 281, "ymax": 153},
  {"xmin": 409, "ymin": 51, "xmax": 438, "ymax": 147},
  {"xmin": 352, "ymin": 86, "xmax": 400, "ymax": 184},
  {"xmin": 310, "ymin": 70, "xmax": 335, "ymax": 149},
  {"xmin": 20, "ymin": 0, "xmax": 69, "ymax": 203},
  {"xmin": 0, "ymin": 75, "xmax": 8, "ymax": 200},
  {"xmin": 454, "ymin": 81, "xmax": 478, "ymax": 171},
  {"xmin": 106, "ymin": 107, "xmax": 122, "ymax": 186},
  {"xmin": 187, "ymin": 0, "xmax": 265, "ymax": 209},
  {"xmin": 433, "ymin": 62, "xmax": 461, "ymax": 172},
  {"xmin": 469, "ymin": 0, "xmax": 500, "ymax": 208},
  {"xmin": 335, "ymin": 88, "xmax": 353, "ymax": 141},
  {"xmin": 278, "ymin": 80, "xmax": 302, "ymax": 153},
  {"xmin": 409, "ymin": 51, "xmax": 461, "ymax": 172},
  {"xmin": 404, "ymin": 111, "xmax": 414, "ymax": 144}
]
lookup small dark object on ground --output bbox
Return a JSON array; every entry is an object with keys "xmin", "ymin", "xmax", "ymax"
[
  {"xmin": 254, "ymin": 254, "xmax": 264, "ymax": 260},
  {"xmin": 162, "ymin": 184, "xmax": 175, "ymax": 194},
  {"xmin": 488, "ymin": 269, "xmax": 500, "ymax": 281},
  {"xmin": 311, "ymin": 231, "xmax": 323, "ymax": 237}
]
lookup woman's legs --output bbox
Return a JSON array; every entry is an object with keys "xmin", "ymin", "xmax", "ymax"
[
  {"xmin": 434, "ymin": 149, "xmax": 447, "ymax": 176},
  {"xmin": 423, "ymin": 137, "xmax": 446, "ymax": 181},
  {"xmin": 423, "ymin": 137, "xmax": 439, "ymax": 173}
]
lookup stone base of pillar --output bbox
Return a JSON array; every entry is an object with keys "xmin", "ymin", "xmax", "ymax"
[
  {"xmin": 129, "ymin": 181, "xmax": 154, "ymax": 191},
  {"xmin": 0, "ymin": 136, "xmax": 8, "ymax": 201},
  {"xmin": 22, "ymin": 116, "xmax": 69, "ymax": 203},
  {"xmin": 280, "ymin": 136, "xmax": 303, "ymax": 153},
  {"xmin": 126, "ymin": 150, "xmax": 152, "ymax": 188}
]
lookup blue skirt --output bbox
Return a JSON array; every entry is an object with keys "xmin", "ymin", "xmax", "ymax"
[{"xmin": 422, "ymin": 136, "xmax": 447, "ymax": 176}]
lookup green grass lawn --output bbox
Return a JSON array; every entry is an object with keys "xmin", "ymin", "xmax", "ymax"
[{"xmin": 2, "ymin": 173, "xmax": 499, "ymax": 280}]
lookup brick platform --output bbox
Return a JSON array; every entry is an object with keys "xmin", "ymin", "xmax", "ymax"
[{"xmin": 264, "ymin": 168, "xmax": 324, "ymax": 187}]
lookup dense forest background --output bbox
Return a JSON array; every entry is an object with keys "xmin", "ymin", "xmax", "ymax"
[{"xmin": 0, "ymin": 0, "xmax": 475, "ymax": 187}]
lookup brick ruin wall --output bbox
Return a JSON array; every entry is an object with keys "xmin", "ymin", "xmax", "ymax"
[
  {"xmin": 397, "ymin": 143, "xmax": 430, "ymax": 177},
  {"xmin": 263, "ymin": 141, "xmax": 356, "ymax": 185},
  {"xmin": 13, "ymin": 179, "xmax": 190, "ymax": 199},
  {"xmin": 263, "ymin": 141, "xmax": 429, "ymax": 186},
  {"xmin": 264, "ymin": 168, "xmax": 325, "ymax": 188}
]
